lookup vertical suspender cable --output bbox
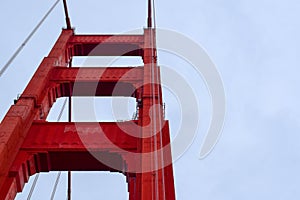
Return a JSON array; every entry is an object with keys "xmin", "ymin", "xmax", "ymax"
[
  {"xmin": 67, "ymin": 58, "xmax": 72, "ymax": 200},
  {"xmin": 61, "ymin": 0, "xmax": 72, "ymax": 197},
  {"xmin": 67, "ymin": 171, "xmax": 71, "ymax": 200}
]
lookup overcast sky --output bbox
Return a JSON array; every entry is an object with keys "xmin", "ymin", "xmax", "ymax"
[{"xmin": 1, "ymin": 0, "xmax": 300, "ymax": 199}]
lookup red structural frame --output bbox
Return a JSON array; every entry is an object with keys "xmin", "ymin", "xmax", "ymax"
[{"xmin": 0, "ymin": 28, "xmax": 176, "ymax": 200}]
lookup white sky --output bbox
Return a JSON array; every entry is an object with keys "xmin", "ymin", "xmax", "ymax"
[{"xmin": 1, "ymin": 0, "xmax": 300, "ymax": 199}]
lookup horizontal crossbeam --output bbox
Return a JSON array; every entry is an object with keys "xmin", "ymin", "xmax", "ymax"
[
  {"xmin": 50, "ymin": 67, "xmax": 143, "ymax": 97},
  {"xmin": 68, "ymin": 35, "xmax": 144, "ymax": 56},
  {"xmin": 22, "ymin": 121, "xmax": 140, "ymax": 151},
  {"xmin": 68, "ymin": 35, "xmax": 144, "ymax": 44},
  {"xmin": 50, "ymin": 67, "xmax": 143, "ymax": 83},
  {"xmin": 5, "ymin": 121, "xmax": 140, "ymax": 192}
]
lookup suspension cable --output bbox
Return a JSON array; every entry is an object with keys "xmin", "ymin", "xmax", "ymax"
[
  {"xmin": 67, "ymin": 58, "xmax": 72, "ymax": 200},
  {"xmin": 67, "ymin": 171, "xmax": 71, "ymax": 200},
  {"xmin": 57, "ymin": 98, "xmax": 68, "ymax": 120},
  {"xmin": 50, "ymin": 172, "xmax": 62, "ymax": 200},
  {"xmin": 0, "ymin": 0, "xmax": 61, "ymax": 77},
  {"xmin": 67, "ymin": 105, "xmax": 72, "ymax": 200},
  {"xmin": 26, "ymin": 174, "xmax": 40, "ymax": 200}
]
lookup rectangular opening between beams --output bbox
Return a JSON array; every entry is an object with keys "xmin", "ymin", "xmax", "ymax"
[
  {"xmin": 72, "ymin": 43, "xmax": 142, "ymax": 57},
  {"xmin": 46, "ymin": 97, "xmax": 137, "ymax": 122},
  {"xmin": 15, "ymin": 172, "xmax": 129, "ymax": 200},
  {"xmin": 72, "ymin": 56, "xmax": 143, "ymax": 67}
]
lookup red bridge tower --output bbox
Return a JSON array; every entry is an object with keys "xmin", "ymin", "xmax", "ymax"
[{"xmin": 0, "ymin": 1, "xmax": 175, "ymax": 199}]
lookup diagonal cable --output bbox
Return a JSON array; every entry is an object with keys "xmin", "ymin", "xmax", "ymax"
[
  {"xmin": 26, "ymin": 173, "xmax": 40, "ymax": 200},
  {"xmin": 50, "ymin": 172, "xmax": 62, "ymax": 200},
  {"xmin": 0, "ymin": 0, "xmax": 61, "ymax": 77},
  {"xmin": 57, "ymin": 98, "xmax": 68, "ymax": 121}
]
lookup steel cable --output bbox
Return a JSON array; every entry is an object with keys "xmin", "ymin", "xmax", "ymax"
[
  {"xmin": 26, "ymin": 174, "xmax": 40, "ymax": 200},
  {"xmin": 0, "ymin": 0, "xmax": 61, "ymax": 77},
  {"xmin": 50, "ymin": 172, "xmax": 62, "ymax": 200}
]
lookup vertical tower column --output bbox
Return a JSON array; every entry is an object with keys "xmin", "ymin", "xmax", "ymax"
[
  {"xmin": 138, "ymin": 28, "xmax": 167, "ymax": 200},
  {"xmin": 0, "ymin": 29, "xmax": 73, "ymax": 199}
]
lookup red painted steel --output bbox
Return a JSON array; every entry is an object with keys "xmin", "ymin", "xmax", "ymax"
[
  {"xmin": 68, "ymin": 35, "xmax": 144, "ymax": 44},
  {"xmin": 0, "ymin": 27, "xmax": 176, "ymax": 200},
  {"xmin": 23, "ymin": 121, "xmax": 140, "ymax": 152},
  {"xmin": 50, "ymin": 67, "xmax": 144, "ymax": 83},
  {"xmin": 0, "ymin": 29, "xmax": 74, "ymax": 200},
  {"xmin": 68, "ymin": 35, "xmax": 144, "ymax": 57},
  {"xmin": 50, "ymin": 67, "xmax": 144, "ymax": 97}
]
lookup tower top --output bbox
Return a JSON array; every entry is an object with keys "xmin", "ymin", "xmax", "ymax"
[{"xmin": 62, "ymin": 0, "xmax": 154, "ymax": 29}]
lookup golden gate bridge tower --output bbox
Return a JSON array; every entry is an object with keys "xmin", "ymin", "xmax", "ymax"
[{"xmin": 0, "ymin": 0, "xmax": 176, "ymax": 199}]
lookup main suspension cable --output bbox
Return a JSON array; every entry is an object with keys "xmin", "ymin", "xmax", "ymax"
[{"xmin": 0, "ymin": 0, "xmax": 60, "ymax": 77}]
